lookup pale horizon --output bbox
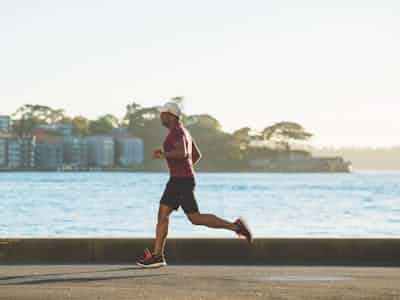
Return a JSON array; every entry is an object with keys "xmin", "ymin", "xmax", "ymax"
[{"xmin": 1, "ymin": 0, "xmax": 399, "ymax": 148}]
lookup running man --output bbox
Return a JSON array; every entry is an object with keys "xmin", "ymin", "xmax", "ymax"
[{"xmin": 136, "ymin": 102, "xmax": 253, "ymax": 268}]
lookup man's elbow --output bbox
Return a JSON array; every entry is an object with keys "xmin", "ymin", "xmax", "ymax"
[
  {"xmin": 195, "ymin": 153, "xmax": 202, "ymax": 163},
  {"xmin": 182, "ymin": 151, "xmax": 189, "ymax": 159}
]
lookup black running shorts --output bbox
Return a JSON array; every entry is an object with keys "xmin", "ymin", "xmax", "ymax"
[{"xmin": 160, "ymin": 177, "xmax": 199, "ymax": 214}]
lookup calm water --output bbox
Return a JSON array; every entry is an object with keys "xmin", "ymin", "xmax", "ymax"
[{"xmin": 0, "ymin": 171, "xmax": 399, "ymax": 238}]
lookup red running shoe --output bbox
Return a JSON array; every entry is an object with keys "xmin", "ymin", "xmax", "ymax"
[
  {"xmin": 233, "ymin": 217, "xmax": 253, "ymax": 244},
  {"xmin": 136, "ymin": 248, "xmax": 167, "ymax": 268}
]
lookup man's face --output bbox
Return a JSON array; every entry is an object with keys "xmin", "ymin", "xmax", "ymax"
[{"xmin": 160, "ymin": 112, "xmax": 169, "ymax": 127}]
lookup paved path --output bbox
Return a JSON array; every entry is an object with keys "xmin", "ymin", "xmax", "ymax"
[{"xmin": 1, "ymin": 265, "xmax": 400, "ymax": 299}]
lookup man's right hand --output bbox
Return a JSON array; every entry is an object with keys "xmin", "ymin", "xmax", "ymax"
[{"xmin": 152, "ymin": 149, "xmax": 163, "ymax": 159}]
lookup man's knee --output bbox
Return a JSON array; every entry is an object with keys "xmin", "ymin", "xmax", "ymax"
[
  {"xmin": 157, "ymin": 214, "xmax": 170, "ymax": 225},
  {"xmin": 157, "ymin": 211, "xmax": 171, "ymax": 224},
  {"xmin": 158, "ymin": 204, "xmax": 173, "ymax": 224},
  {"xmin": 187, "ymin": 213, "xmax": 202, "ymax": 225}
]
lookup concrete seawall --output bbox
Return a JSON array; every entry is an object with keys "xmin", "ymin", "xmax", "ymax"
[{"xmin": 1, "ymin": 238, "xmax": 399, "ymax": 265}]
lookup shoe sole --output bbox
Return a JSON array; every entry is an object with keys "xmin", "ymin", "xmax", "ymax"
[
  {"xmin": 136, "ymin": 261, "xmax": 167, "ymax": 269},
  {"xmin": 238, "ymin": 216, "xmax": 253, "ymax": 244}
]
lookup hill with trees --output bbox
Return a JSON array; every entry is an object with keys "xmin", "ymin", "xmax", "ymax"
[{"xmin": 9, "ymin": 98, "xmax": 342, "ymax": 171}]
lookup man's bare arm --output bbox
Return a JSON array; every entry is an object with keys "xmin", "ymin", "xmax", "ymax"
[
  {"xmin": 191, "ymin": 140, "xmax": 202, "ymax": 166},
  {"xmin": 161, "ymin": 139, "xmax": 188, "ymax": 159},
  {"xmin": 153, "ymin": 136, "xmax": 200, "ymax": 163}
]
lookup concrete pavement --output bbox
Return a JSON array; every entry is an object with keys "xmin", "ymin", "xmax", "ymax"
[{"xmin": 1, "ymin": 264, "xmax": 400, "ymax": 299}]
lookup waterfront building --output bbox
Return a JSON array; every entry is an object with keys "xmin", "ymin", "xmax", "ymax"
[
  {"xmin": 86, "ymin": 136, "xmax": 114, "ymax": 167},
  {"xmin": 0, "ymin": 115, "xmax": 10, "ymax": 133},
  {"xmin": 115, "ymin": 137, "xmax": 144, "ymax": 166}
]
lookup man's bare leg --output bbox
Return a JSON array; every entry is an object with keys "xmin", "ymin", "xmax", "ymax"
[
  {"xmin": 153, "ymin": 204, "xmax": 174, "ymax": 257},
  {"xmin": 187, "ymin": 212, "xmax": 239, "ymax": 231}
]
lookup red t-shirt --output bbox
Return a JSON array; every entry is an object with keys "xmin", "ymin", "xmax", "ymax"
[{"xmin": 163, "ymin": 121, "xmax": 195, "ymax": 178}]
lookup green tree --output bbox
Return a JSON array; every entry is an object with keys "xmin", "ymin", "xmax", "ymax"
[
  {"xmin": 48, "ymin": 108, "xmax": 66, "ymax": 123},
  {"xmin": 71, "ymin": 116, "xmax": 90, "ymax": 136},
  {"xmin": 185, "ymin": 114, "xmax": 222, "ymax": 131},
  {"xmin": 124, "ymin": 103, "xmax": 160, "ymax": 131},
  {"xmin": 186, "ymin": 115, "xmax": 243, "ymax": 170},
  {"xmin": 12, "ymin": 104, "xmax": 66, "ymax": 136},
  {"xmin": 13, "ymin": 104, "xmax": 65, "ymax": 123},
  {"xmin": 123, "ymin": 103, "xmax": 166, "ymax": 168},
  {"xmin": 262, "ymin": 121, "xmax": 313, "ymax": 151},
  {"xmin": 89, "ymin": 115, "xmax": 119, "ymax": 135},
  {"xmin": 123, "ymin": 101, "xmax": 142, "ymax": 128},
  {"xmin": 233, "ymin": 127, "xmax": 252, "ymax": 150}
]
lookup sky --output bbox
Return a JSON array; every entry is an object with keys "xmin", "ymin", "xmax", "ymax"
[{"xmin": 0, "ymin": 0, "xmax": 399, "ymax": 147}]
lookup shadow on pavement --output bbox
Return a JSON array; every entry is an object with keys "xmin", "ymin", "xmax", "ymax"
[{"xmin": 0, "ymin": 266, "xmax": 167, "ymax": 285}]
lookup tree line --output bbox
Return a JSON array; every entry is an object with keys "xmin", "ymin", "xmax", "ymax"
[{"xmin": 10, "ymin": 98, "xmax": 313, "ymax": 171}]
